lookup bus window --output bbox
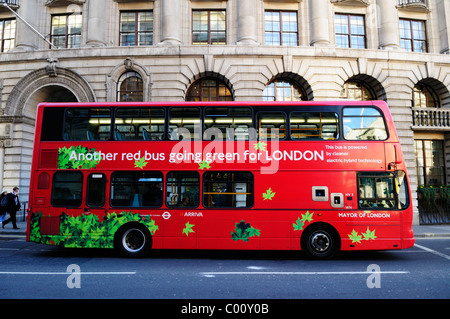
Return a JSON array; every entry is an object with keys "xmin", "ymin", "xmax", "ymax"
[
  {"xmin": 166, "ymin": 172, "xmax": 200, "ymax": 207},
  {"xmin": 51, "ymin": 171, "xmax": 83, "ymax": 207},
  {"xmin": 358, "ymin": 172, "xmax": 396, "ymax": 209},
  {"xmin": 64, "ymin": 108, "xmax": 111, "ymax": 141},
  {"xmin": 396, "ymin": 171, "xmax": 410, "ymax": 209},
  {"xmin": 115, "ymin": 107, "xmax": 165, "ymax": 141},
  {"xmin": 110, "ymin": 171, "xmax": 163, "ymax": 207},
  {"xmin": 87, "ymin": 173, "xmax": 106, "ymax": 207},
  {"xmin": 257, "ymin": 112, "xmax": 286, "ymax": 140},
  {"xmin": 343, "ymin": 107, "xmax": 387, "ymax": 140},
  {"xmin": 203, "ymin": 171, "xmax": 254, "ymax": 208},
  {"xmin": 204, "ymin": 107, "xmax": 254, "ymax": 141},
  {"xmin": 169, "ymin": 107, "xmax": 201, "ymax": 140},
  {"xmin": 290, "ymin": 112, "xmax": 339, "ymax": 140}
]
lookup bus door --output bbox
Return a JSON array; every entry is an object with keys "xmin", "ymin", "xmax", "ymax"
[{"xmin": 85, "ymin": 173, "xmax": 107, "ymax": 216}]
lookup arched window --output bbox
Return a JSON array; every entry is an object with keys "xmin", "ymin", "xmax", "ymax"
[
  {"xmin": 186, "ymin": 78, "xmax": 233, "ymax": 101},
  {"xmin": 340, "ymin": 80, "xmax": 375, "ymax": 101},
  {"xmin": 412, "ymin": 83, "xmax": 440, "ymax": 108},
  {"xmin": 263, "ymin": 80, "xmax": 305, "ymax": 101},
  {"xmin": 117, "ymin": 71, "xmax": 143, "ymax": 102}
]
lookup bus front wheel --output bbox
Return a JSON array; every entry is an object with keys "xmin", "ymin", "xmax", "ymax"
[
  {"xmin": 114, "ymin": 223, "xmax": 151, "ymax": 258},
  {"xmin": 301, "ymin": 224, "xmax": 340, "ymax": 260}
]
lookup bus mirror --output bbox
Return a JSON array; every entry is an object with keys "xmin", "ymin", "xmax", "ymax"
[{"xmin": 394, "ymin": 144, "xmax": 402, "ymax": 164}]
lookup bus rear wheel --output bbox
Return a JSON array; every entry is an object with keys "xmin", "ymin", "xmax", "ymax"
[
  {"xmin": 301, "ymin": 224, "xmax": 340, "ymax": 260},
  {"xmin": 114, "ymin": 223, "xmax": 151, "ymax": 258}
]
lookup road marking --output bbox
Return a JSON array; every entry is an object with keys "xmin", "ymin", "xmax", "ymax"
[
  {"xmin": 414, "ymin": 243, "xmax": 450, "ymax": 261},
  {"xmin": 200, "ymin": 271, "xmax": 409, "ymax": 276},
  {"xmin": 0, "ymin": 271, "xmax": 136, "ymax": 275}
]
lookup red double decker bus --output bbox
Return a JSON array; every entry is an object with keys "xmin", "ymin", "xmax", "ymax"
[{"xmin": 27, "ymin": 101, "xmax": 414, "ymax": 259}]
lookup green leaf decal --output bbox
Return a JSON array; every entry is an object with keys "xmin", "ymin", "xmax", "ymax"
[
  {"xmin": 29, "ymin": 211, "xmax": 158, "ymax": 249},
  {"xmin": 348, "ymin": 229, "xmax": 362, "ymax": 244},
  {"xmin": 182, "ymin": 222, "xmax": 195, "ymax": 236},
  {"xmin": 292, "ymin": 211, "xmax": 314, "ymax": 231},
  {"xmin": 254, "ymin": 142, "xmax": 267, "ymax": 151},
  {"xmin": 362, "ymin": 227, "xmax": 377, "ymax": 241},
  {"xmin": 231, "ymin": 220, "xmax": 261, "ymax": 242},
  {"xmin": 134, "ymin": 157, "xmax": 148, "ymax": 169},
  {"xmin": 198, "ymin": 160, "xmax": 211, "ymax": 170},
  {"xmin": 262, "ymin": 188, "xmax": 276, "ymax": 200},
  {"xmin": 58, "ymin": 145, "xmax": 101, "ymax": 169}
]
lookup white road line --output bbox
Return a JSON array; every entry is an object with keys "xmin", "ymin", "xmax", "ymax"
[
  {"xmin": 200, "ymin": 271, "xmax": 409, "ymax": 276},
  {"xmin": 0, "ymin": 271, "xmax": 136, "ymax": 275},
  {"xmin": 414, "ymin": 243, "xmax": 450, "ymax": 261}
]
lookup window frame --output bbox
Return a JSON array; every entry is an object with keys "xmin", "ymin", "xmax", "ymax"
[
  {"xmin": 192, "ymin": 9, "xmax": 226, "ymax": 45},
  {"xmin": 415, "ymin": 139, "xmax": 446, "ymax": 186},
  {"xmin": 168, "ymin": 106, "xmax": 202, "ymax": 141},
  {"xmin": 0, "ymin": 18, "xmax": 16, "ymax": 52},
  {"xmin": 342, "ymin": 106, "xmax": 388, "ymax": 141},
  {"xmin": 114, "ymin": 107, "xmax": 166, "ymax": 141},
  {"xmin": 50, "ymin": 13, "xmax": 82, "ymax": 49},
  {"xmin": 289, "ymin": 111, "xmax": 339, "ymax": 141},
  {"xmin": 63, "ymin": 107, "xmax": 112, "ymax": 141},
  {"xmin": 264, "ymin": 10, "xmax": 298, "ymax": 46},
  {"xmin": 166, "ymin": 171, "xmax": 200, "ymax": 208},
  {"xmin": 203, "ymin": 171, "xmax": 254, "ymax": 208},
  {"xmin": 51, "ymin": 171, "xmax": 83, "ymax": 207},
  {"xmin": 334, "ymin": 13, "xmax": 366, "ymax": 49},
  {"xmin": 119, "ymin": 11, "xmax": 153, "ymax": 46},
  {"xmin": 399, "ymin": 18, "xmax": 427, "ymax": 53},
  {"xmin": 86, "ymin": 173, "xmax": 106, "ymax": 208},
  {"xmin": 110, "ymin": 171, "xmax": 164, "ymax": 208}
]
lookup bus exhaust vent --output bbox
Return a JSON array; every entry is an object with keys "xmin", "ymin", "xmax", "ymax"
[{"xmin": 39, "ymin": 150, "xmax": 58, "ymax": 168}]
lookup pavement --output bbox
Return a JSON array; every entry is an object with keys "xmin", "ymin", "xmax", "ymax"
[{"xmin": 1, "ymin": 214, "xmax": 450, "ymax": 238}]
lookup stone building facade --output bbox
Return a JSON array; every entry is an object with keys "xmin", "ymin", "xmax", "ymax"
[{"xmin": 0, "ymin": 0, "xmax": 449, "ymax": 224}]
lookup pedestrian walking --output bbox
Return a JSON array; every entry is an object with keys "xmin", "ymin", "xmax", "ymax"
[
  {"xmin": 0, "ymin": 190, "xmax": 8, "ymax": 222},
  {"xmin": 2, "ymin": 187, "xmax": 21, "ymax": 229}
]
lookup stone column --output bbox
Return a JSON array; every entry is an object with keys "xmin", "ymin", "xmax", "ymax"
[
  {"xmin": 377, "ymin": 0, "xmax": 400, "ymax": 50},
  {"xmin": 437, "ymin": 0, "xmax": 450, "ymax": 54},
  {"xmin": 237, "ymin": 0, "xmax": 258, "ymax": 45},
  {"xmin": 309, "ymin": 0, "xmax": 330, "ymax": 46},
  {"xmin": 13, "ymin": 0, "xmax": 39, "ymax": 51},
  {"xmin": 160, "ymin": 0, "xmax": 182, "ymax": 44},
  {"xmin": 86, "ymin": 0, "xmax": 107, "ymax": 47}
]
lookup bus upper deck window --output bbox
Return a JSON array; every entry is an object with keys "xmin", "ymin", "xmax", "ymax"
[
  {"xmin": 115, "ymin": 107, "xmax": 165, "ymax": 141},
  {"xmin": 290, "ymin": 112, "xmax": 339, "ymax": 140},
  {"xmin": 343, "ymin": 107, "xmax": 387, "ymax": 141},
  {"xmin": 169, "ymin": 107, "xmax": 201, "ymax": 141},
  {"xmin": 64, "ymin": 108, "xmax": 111, "ymax": 141},
  {"xmin": 204, "ymin": 107, "xmax": 254, "ymax": 141},
  {"xmin": 257, "ymin": 112, "xmax": 286, "ymax": 140}
]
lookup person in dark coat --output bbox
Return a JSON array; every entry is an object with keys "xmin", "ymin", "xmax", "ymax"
[
  {"xmin": 0, "ymin": 190, "xmax": 7, "ymax": 218},
  {"xmin": 2, "ymin": 187, "xmax": 21, "ymax": 230}
]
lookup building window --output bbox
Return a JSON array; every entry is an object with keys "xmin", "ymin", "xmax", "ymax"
[
  {"xmin": 51, "ymin": 14, "xmax": 82, "ymax": 48},
  {"xmin": 399, "ymin": 19, "xmax": 427, "ymax": 52},
  {"xmin": 415, "ymin": 140, "xmax": 445, "ymax": 186},
  {"xmin": 412, "ymin": 83, "xmax": 440, "ymax": 108},
  {"xmin": 120, "ymin": 11, "xmax": 153, "ymax": 46},
  {"xmin": 186, "ymin": 78, "xmax": 232, "ymax": 101},
  {"xmin": 117, "ymin": 71, "xmax": 143, "ymax": 102},
  {"xmin": 0, "ymin": 18, "xmax": 16, "ymax": 52},
  {"xmin": 192, "ymin": 10, "xmax": 226, "ymax": 45},
  {"xmin": 264, "ymin": 11, "xmax": 298, "ymax": 46},
  {"xmin": 335, "ymin": 14, "xmax": 366, "ymax": 49},
  {"xmin": 340, "ymin": 81, "xmax": 375, "ymax": 100},
  {"xmin": 263, "ymin": 80, "xmax": 304, "ymax": 101}
]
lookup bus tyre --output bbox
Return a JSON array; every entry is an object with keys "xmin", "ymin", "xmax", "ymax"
[
  {"xmin": 301, "ymin": 224, "xmax": 340, "ymax": 260},
  {"xmin": 114, "ymin": 223, "xmax": 151, "ymax": 258}
]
